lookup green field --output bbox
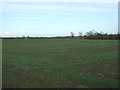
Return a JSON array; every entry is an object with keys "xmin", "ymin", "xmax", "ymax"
[{"xmin": 2, "ymin": 39, "xmax": 118, "ymax": 88}]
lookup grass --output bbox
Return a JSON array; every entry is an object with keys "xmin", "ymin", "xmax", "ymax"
[{"xmin": 2, "ymin": 39, "xmax": 118, "ymax": 88}]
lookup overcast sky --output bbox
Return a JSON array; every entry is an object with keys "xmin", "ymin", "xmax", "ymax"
[{"xmin": 0, "ymin": 0, "xmax": 118, "ymax": 37}]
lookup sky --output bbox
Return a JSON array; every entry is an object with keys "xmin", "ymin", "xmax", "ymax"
[{"xmin": 0, "ymin": 0, "xmax": 119, "ymax": 37}]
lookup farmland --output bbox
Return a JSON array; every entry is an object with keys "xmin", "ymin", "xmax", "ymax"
[{"xmin": 2, "ymin": 39, "xmax": 118, "ymax": 88}]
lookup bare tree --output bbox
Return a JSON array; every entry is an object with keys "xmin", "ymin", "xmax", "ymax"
[
  {"xmin": 100, "ymin": 31, "xmax": 104, "ymax": 35},
  {"xmin": 27, "ymin": 35, "xmax": 29, "ymax": 39},
  {"xmin": 70, "ymin": 32, "xmax": 74, "ymax": 38},
  {"xmin": 22, "ymin": 35, "xmax": 25, "ymax": 39},
  {"xmin": 79, "ymin": 32, "xmax": 83, "ymax": 38},
  {"xmin": 85, "ymin": 30, "xmax": 97, "ymax": 36}
]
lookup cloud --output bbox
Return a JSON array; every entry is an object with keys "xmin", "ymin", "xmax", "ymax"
[
  {"xmin": 0, "ymin": 32, "xmax": 13, "ymax": 36},
  {"xmin": 0, "ymin": 32, "xmax": 22, "ymax": 37},
  {"xmin": 0, "ymin": 0, "xmax": 119, "ymax": 3}
]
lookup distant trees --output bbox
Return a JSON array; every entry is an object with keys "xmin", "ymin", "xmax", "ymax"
[
  {"xmin": 2, "ymin": 30, "xmax": 119, "ymax": 40},
  {"xmin": 68, "ymin": 30, "xmax": 119, "ymax": 40},
  {"xmin": 83, "ymin": 30, "xmax": 119, "ymax": 40}
]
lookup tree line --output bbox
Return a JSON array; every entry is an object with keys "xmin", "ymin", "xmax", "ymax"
[
  {"xmin": 1, "ymin": 30, "xmax": 119, "ymax": 40},
  {"xmin": 70, "ymin": 30, "xmax": 119, "ymax": 40}
]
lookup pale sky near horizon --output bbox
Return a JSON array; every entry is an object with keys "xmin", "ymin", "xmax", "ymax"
[{"xmin": 0, "ymin": 0, "xmax": 119, "ymax": 37}]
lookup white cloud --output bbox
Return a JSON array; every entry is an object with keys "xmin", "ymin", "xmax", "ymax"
[
  {"xmin": 0, "ymin": 32, "xmax": 21, "ymax": 37},
  {"xmin": 0, "ymin": 32, "xmax": 13, "ymax": 36},
  {"xmin": 0, "ymin": 0, "xmax": 119, "ymax": 3}
]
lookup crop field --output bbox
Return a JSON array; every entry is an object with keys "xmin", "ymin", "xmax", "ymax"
[{"xmin": 2, "ymin": 39, "xmax": 118, "ymax": 88}]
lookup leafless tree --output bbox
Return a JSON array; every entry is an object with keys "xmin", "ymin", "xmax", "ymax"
[
  {"xmin": 70, "ymin": 32, "xmax": 74, "ymax": 38},
  {"xmin": 79, "ymin": 32, "xmax": 83, "ymax": 38}
]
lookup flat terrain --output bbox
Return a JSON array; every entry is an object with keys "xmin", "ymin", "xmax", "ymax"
[{"xmin": 2, "ymin": 39, "xmax": 118, "ymax": 88}]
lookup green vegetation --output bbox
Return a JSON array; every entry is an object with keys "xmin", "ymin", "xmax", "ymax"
[{"xmin": 2, "ymin": 39, "xmax": 118, "ymax": 88}]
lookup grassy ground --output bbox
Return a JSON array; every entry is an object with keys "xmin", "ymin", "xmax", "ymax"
[{"xmin": 2, "ymin": 39, "xmax": 118, "ymax": 88}]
